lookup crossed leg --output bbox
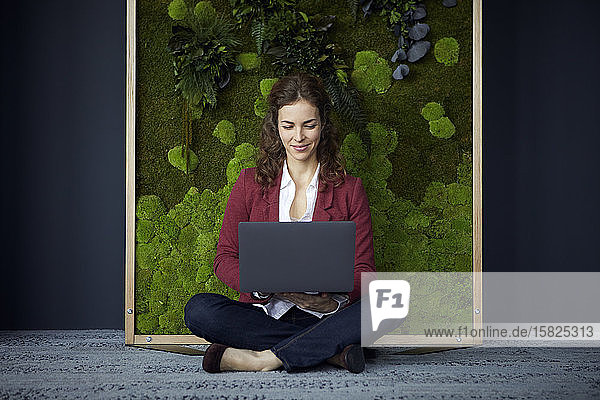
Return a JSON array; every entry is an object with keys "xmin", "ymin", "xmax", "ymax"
[{"xmin": 184, "ymin": 293, "xmax": 363, "ymax": 372}]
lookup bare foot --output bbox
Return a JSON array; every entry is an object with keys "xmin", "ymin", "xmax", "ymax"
[{"xmin": 219, "ymin": 348, "xmax": 284, "ymax": 372}]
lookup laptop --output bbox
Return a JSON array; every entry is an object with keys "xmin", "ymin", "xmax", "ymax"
[{"xmin": 238, "ymin": 221, "xmax": 355, "ymax": 293}]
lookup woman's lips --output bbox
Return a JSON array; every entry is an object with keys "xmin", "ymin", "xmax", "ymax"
[{"xmin": 292, "ymin": 144, "xmax": 309, "ymax": 152}]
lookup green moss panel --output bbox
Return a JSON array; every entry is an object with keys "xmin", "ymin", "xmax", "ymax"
[{"xmin": 134, "ymin": 0, "xmax": 474, "ymax": 334}]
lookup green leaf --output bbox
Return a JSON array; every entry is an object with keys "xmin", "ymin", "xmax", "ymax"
[{"xmin": 299, "ymin": 11, "xmax": 308, "ymax": 22}]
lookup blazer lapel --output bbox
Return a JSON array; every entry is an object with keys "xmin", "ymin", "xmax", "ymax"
[
  {"xmin": 261, "ymin": 168, "xmax": 283, "ymax": 222},
  {"xmin": 312, "ymin": 180, "xmax": 334, "ymax": 221}
]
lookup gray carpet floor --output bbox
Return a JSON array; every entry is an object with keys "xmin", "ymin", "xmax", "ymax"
[{"xmin": 1, "ymin": 330, "xmax": 599, "ymax": 399}]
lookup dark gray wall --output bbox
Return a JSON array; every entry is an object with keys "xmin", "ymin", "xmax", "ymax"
[
  {"xmin": 1, "ymin": 1, "xmax": 125, "ymax": 330},
  {"xmin": 1, "ymin": 0, "xmax": 598, "ymax": 330},
  {"xmin": 483, "ymin": 1, "xmax": 600, "ymax": 272}
]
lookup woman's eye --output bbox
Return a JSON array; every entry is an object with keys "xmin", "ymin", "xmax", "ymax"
[{"xmin": 282, "ymin": 125, "xmax": 316, "ymax": 129}]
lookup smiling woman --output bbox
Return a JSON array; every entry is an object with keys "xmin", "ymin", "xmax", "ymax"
[
  {"xmin": 278, "ymin": 100, "xmax": 321, "ymax": 162},
  {"xmin": 183, "ymin": 72, "xmax": 379, "ymax": 373},
  {"xmin": 255, "ymin": 73, "xmax": 347, "ymax": 192}
]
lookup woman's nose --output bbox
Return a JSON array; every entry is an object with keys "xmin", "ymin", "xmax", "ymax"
[{"xmin": 293, "ymin": 127, "xmax": 305, "ymax": 142}]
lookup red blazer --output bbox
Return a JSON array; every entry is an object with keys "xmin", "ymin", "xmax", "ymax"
[{"xmin": 213, "ymin": 166, "xmax": 376, "ymax": 307}]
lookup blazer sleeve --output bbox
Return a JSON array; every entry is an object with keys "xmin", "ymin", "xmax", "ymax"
[
  {"xmin": 346, "ymin": 177, "xmax": 376, "ymax": 305},
  {"xmin": 213, "ymin": 169, "xmax": 249, "ymax": 293}
]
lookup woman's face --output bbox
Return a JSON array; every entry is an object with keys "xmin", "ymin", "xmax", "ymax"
[{"xmin": 277, "ymin": 98, "xmax": 321, "ymax": 165}]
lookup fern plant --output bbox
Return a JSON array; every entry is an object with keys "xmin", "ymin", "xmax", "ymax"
[
  {"xmin": 250, "ymin": 19, "xmax": 266, "ymax": 54},
  {"xmin": 262, "ymin": 10, "xmax": 367, "ymax": 131},
  {"xmin": 167, "ymin": 0, "xmax": 241, "ymax": 173},
  {"xmin": 346, "ymin": 0, "xmax": 360, "ymax": 21},
  {"xmin": 323, "ymin": 74, "xmax": 368, "ymax": 146},
  {"xmin": 229, "ymin": 0, "xmax": 296, "ymax": 25},
  {"xmin": 229, "ymin": 0, "xmax": 296, "ymax": 54}
]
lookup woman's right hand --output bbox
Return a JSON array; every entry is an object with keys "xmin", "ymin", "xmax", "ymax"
[{"xmin": 276, "ymin": 292, "xmax": 338, "ymax": 313}]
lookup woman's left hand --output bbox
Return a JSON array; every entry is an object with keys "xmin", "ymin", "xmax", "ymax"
[{"xmin": 276, "ymin": 292, "xmax": 338, "ymax": 313}]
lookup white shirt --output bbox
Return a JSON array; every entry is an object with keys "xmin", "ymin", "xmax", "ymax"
[{"xmin": 252, "ymin": 160, "xmax": 349, "ymax": 319}]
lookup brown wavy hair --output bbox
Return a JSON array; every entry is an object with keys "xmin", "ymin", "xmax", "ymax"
[{"xmin": 255, "ymin": 72, "xmax": 346, "ymax": 192}]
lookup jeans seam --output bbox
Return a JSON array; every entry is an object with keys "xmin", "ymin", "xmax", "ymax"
[
  {"xmin": 272, "ymin": 313, "xmax": 333, "ymax": 354},
  {"xmin": 273, "ymin": 349, "xmax": 291, "ymax": 371}
]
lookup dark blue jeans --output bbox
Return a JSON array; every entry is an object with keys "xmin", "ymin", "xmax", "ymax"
[{"xmin": 184, "ymin": 293, "xmax": 363, "ymax": 372}]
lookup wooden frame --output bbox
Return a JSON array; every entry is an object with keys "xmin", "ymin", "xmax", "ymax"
[
  {"xmin": 125, "ymin": 0, "xmax": 135, "ymax": 345},
  {"xmin": 125, "ymin": 0, "xmax": 483, "ymax": 348}
]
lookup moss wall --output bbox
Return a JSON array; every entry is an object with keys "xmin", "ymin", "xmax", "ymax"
[{"xmin": 134, "ymin": 0, "xmax": 473, "ymax": 334}]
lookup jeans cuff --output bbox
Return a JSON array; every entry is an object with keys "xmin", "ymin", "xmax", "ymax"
[{"xmin": 270, "ymin": 346, "xmax": 293, "ymax": 372}]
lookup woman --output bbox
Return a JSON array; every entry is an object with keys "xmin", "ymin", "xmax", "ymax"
[{"xmin": 184, "ymin": 72, "xmax": 376, "ymax": 373}]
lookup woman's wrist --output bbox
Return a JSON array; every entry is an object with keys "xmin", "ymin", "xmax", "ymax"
[{"xmin": 322, "ymin": 298, "xmax": 339, "ymax": 313}]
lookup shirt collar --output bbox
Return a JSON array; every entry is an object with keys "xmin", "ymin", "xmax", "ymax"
[{"xmin": 281, "ymin": 159, "xmax": 320, "ymax": 190}]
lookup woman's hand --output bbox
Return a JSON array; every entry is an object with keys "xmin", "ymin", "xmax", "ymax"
[{"xmin": 276, "ymin": 292, "xmax": 338, "ymax": 313}]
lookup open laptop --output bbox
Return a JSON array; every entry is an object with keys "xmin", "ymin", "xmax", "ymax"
[{"xmin": 238, "ymin": 221, "xmax": 355, "ymax": 293}]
